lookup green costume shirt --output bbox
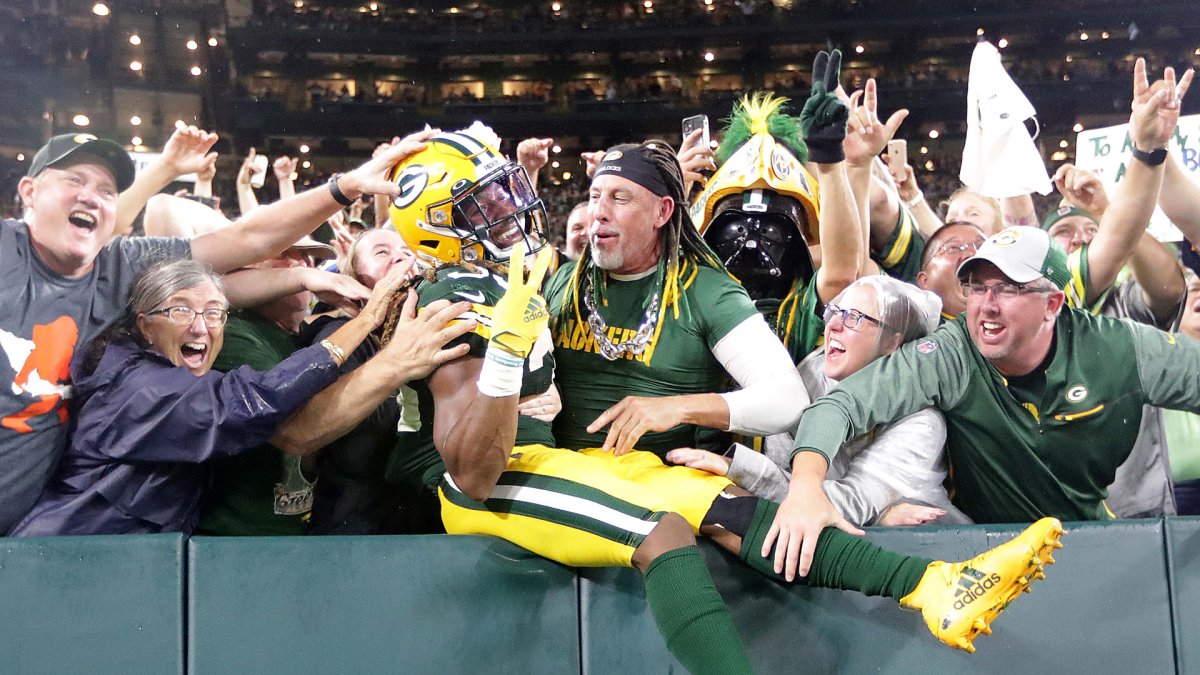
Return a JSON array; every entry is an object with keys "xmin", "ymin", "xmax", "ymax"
[
  {"xmin": 791, "ymin": 309, "xmax": 1200, "ymax": 523},
  {"xmin": 197, "ymin": 312, "xmax": 309, "ymax": 536},
  {"xmin": 384, "ymin": 265, "xmax": 556, "ymax": 495},
  {"xmin": 545, "ymin": 260, "xmax": 758, "ymax": 458}
]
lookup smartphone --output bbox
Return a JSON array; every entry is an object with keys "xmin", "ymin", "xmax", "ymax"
[
  {"xmin": 887, "ymin": 139, "xmax": 908, "ymax": 169},
  {"xmin": 682, "ymin": 114, "xmax": 710, "ymax": 149},
  {"xmin": 682, "ymin": 114, "xmax": 712, "ymax": 179},
  {"xmin": 250, "ymin": 154, "xmax": 269, "ymax": 188}
]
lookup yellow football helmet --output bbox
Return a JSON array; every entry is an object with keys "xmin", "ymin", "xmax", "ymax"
[
  {"xmin": 387, "ymin": 130, "xmax": 548, "ymax": 263},
  {"xmin": 688, "ymin": 132, "xmax": 821, "ymax": 245}
]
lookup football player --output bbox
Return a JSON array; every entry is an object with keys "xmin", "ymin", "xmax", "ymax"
[{"xmin": 384, "ymin": 128, "xmax": 1062, "ymax": 665}]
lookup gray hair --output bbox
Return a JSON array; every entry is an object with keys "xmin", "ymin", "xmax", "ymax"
[{"xmin": 129, "ymin": 259, "xmax": 226, "ymax": 317}]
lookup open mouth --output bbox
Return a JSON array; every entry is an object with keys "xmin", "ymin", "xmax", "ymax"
[
  {"xmin": 179, "ymin": 342, "xmax": 209, "ymax": 369},
  {"xmin": 980, "ymin": 320, "xmax": 1005, "ymax": 342},
  {"xmin": 826, "ymin": 338, "xmax": 846, "ymax": 358},
  {"xmin": 68, "ymin": 211, "xmax": 97, "ymax": 231}
]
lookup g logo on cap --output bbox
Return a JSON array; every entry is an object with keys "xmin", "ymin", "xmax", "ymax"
[{"xmin": 992, "ymin": 230, "xmax": 1020, "ymax": 248}]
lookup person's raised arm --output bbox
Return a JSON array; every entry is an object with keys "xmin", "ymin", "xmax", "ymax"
[
  {"xmin": 1160, "ymin": 151, "xmax": 1200, "ymax": 241},
  {"xmin": 236, "ymin": 148, "xmax": 262, "ymax": 216},
  {"xmin": 273, "ymin": 155, "xmax": 298, "ymax": 200},
  {"xmin": 190, "ymin": 130, "xmax": 436, "ymax": 274},
  {"xmin": 1083, "ymin": 59, "xmax": 1192, "ymax": 300},
  {"xmin": 192, "ymin": 153, "xmax": 218, "ymax": 199},
  {"xmin": 115, "ymin": 125, "xmax": 219, "ymax": 237},
  {"xmin": 221, "ymin": 266, "xmax": 371, "ymax": 312},
  {"xmin": 801, "ymin": 50, "xmax": 864, "ymax": 305},
  {"xmin": 999, "ymin": 194, "xmax": 1038, "ymax": 228},
  {"xmin": 1056, "ymin": 163, "xmax": 1184, "ymax": 323},
  {"xmin": 839, "ymin": 77, "xmax": 909, "ymax": 280},
  {"xmin": 516, "ymin": 137, "xmax": 553, "ymax": 191},
  {"xmin": 883, "ymin": 154, "xmax": 943, "ymax": 237}
]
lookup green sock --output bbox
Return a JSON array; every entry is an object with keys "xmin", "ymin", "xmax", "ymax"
[
  {"xmin": 642, "ymin": 546, "xmax": 754, "ymax": 675},
  {"xmin": 738, "ymin": 498, "xmax": 932, "ymax": 600}
]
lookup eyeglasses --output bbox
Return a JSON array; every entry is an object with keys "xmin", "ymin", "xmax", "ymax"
[
  {"xmin": 933, "ymin": 239, "xmax": 985, "ymax": 258},
  {"xmin": 823, "ymin": 303, "xmax": 885, "ymax": 331},
  {"xmin": 146, "ymin": 306, "xmax": 229, "ymax": 328},
  {"xmin": 960, "ymin": 280, "xmax": 1052, "ymax": 300}
]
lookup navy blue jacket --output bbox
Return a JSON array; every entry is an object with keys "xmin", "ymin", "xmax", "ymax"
[{"xmin": 10, "ymin": 340, "xmax": 338, "ymax": 536}]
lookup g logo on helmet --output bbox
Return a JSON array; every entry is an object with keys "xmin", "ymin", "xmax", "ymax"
[{"xmin": 392, "ymin": 165, "xmax": 429, "ymax": 209}]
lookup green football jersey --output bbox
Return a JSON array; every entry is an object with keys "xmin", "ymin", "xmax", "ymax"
[
  {"xmin": 545, "ymin": 259, "xmax": 758, "ymax": 458},
  {"xmin": 384, "ymin": 265, "xmax": 556, "ymax": 491},
  {"xmin": 871, "ymin": 205, "xmax": 925, "ymax": 285}
]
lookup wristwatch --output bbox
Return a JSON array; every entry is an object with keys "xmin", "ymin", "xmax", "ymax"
[
  {"xmin": 1130, "ymin": 143, "xmax": 1168, "ymax": 167},
  {"xmin": 327, "ymin": 173, "xmax": 355, "ymax": 207}
]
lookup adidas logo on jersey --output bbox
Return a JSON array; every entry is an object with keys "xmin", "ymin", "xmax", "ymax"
[{"xmin": 951, "ymin": 566, "xmax": 1003, "ymax": 611}]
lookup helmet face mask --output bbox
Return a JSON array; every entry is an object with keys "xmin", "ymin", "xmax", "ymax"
[
  {"xmin": 389, "ymin": 131, "xmax": 548, "ymax": 264},
  {"xmin": 450, "ymin": 163, "xmax": 548, "ymax": 261}
]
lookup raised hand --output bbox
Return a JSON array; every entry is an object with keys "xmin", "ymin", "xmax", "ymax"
[
  {"xmin": 1129, "ymin": 57, "xmax": 1193, "ymax": 151},
  {"xmin": 1052, "ymin": 163, "xmax": 1110, "ymax": 216},
  {"xmin": 801, "ymin": 49, "xmax": 850, "ymax": 164},
  {"xmin": 840, "ymin": 79, "xmax": 909, "ymax": 168},
  {"xmin": 160, "ymin": 125, "xmax": 219, "ymax": 178},
  {"xmin": 488, "ymin": 238, "xmax": 553, "ymax": 360}
]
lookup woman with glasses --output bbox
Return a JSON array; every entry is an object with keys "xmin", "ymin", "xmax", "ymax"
[
  {"xmin": 669, "ymin": 275, "xmax": 969, "ymax": 526},
  {"xmin": 11, "ymin": 259, "xmax": 404, "ymax": 536}
]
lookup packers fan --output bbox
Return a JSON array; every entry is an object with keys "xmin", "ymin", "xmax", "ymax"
[
  {"xmin": 689, "ymin": 54, "xmax": 865, "ymax": 364},
  {"xmin": 384, "ymin": 124, "xmax": 1063, "ymax": 666}
]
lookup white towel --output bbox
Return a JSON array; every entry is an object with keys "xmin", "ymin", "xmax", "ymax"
[{"xmin": 960, "ymin": 41, "xmax": 1052, "ymax": 198}]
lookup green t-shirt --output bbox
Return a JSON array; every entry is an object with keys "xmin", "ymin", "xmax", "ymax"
[
  {"xmin": 545, "ymin": 259, "xmax": 758, "ymax": 458},
  {"xmin": 792, "ymin": 309, "xmax": 1200, "ymax": 523},
  {"xmin": 385, "ymin": 264, "xmax": 556, "ymax": 491},
  {"xmin": 871, "ymin": 205, "xmax": 925, "ymax": 285},
  {"xmin": 197, "ymin": 312, "xmax": 310, "ymax": 536}
]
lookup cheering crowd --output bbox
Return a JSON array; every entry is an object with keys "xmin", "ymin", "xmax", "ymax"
[{"xmin": 1, "ymin": 39, "xmax": 1197, "ymax": 671}]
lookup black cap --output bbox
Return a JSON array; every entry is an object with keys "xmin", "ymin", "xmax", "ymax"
[{"xmin": 27, "ymin": 133, "xmax": 136, "ymax": 192}]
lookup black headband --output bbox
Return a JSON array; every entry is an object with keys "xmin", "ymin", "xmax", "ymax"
[{"xmin": 593, "ymin": 147, "xmax": 672, "ymax": 198}]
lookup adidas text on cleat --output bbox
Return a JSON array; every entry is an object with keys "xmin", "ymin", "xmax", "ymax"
[{"xmin": 899, "ymin": 517, "xmax": 1064, "ymax": 653}]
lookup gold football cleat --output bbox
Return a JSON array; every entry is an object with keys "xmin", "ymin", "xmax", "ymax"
[{"xmin": 900, "ymin": 517, "xmax": 1065, "ymax": 653}]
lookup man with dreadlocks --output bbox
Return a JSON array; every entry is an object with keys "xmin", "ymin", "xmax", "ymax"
[{"xmin": 385, "ymin": 124, "xmax": 1061, "ymax": 670}]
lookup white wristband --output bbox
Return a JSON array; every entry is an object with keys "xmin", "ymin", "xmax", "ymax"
[
  {"xmin": 477, "ymin": 347, "xmax": 524, "ymax": 398},
  {"xmin": 902, "ymin": 191, "xmax": 924, "ymax": 210}
]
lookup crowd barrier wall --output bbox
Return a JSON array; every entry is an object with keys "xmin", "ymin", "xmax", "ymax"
[{"xmin": 1, "ymin": 519, "xmax": 1195, "ymax": 674}]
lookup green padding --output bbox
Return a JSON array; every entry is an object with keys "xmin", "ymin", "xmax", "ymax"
[
  {"xmin": 188, "ymin": 535, "xmax": 579, "ymax": 674},
  {"xmin": 580, "ymin": 521, "xmax": 1176, "ymax": 674},
  {"xmin": 0, "ymin": 534, "xmax": 185, "ymax": 675},
  {"xmin": 1168, "ymin": 517, "xmax": 1200, "ymax": 675}
]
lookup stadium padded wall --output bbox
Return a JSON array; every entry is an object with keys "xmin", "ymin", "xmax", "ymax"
[{"xmin": 0, "ymin": 519, "xmax": 1195, "ymax": 674}]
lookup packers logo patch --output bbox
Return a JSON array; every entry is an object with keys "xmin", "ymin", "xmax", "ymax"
[
  {"xmin": 392, "ymin": 165, "xmax": 428, "ymax": 209},
  {"xmin": 603, "ymin": 150, "xmax": 623, "ymax": 161},
  {"xmin": 1066, "ymin": 385, "xmax": 1088, "ymax": 403},
  {"xmin": 991, "ymin": 230, "xmax": 1020, "ymax": 247},
  {"xmin": 917, "ymin": 340, "xmax": 938, "ymax": 354},
  {"xmin": 771, "ymin": 148, "xmax": 793, "ymax": 179},
  {"xmin": 72, "ymin": 133, "xmax": 97, "ymax": 145}
]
